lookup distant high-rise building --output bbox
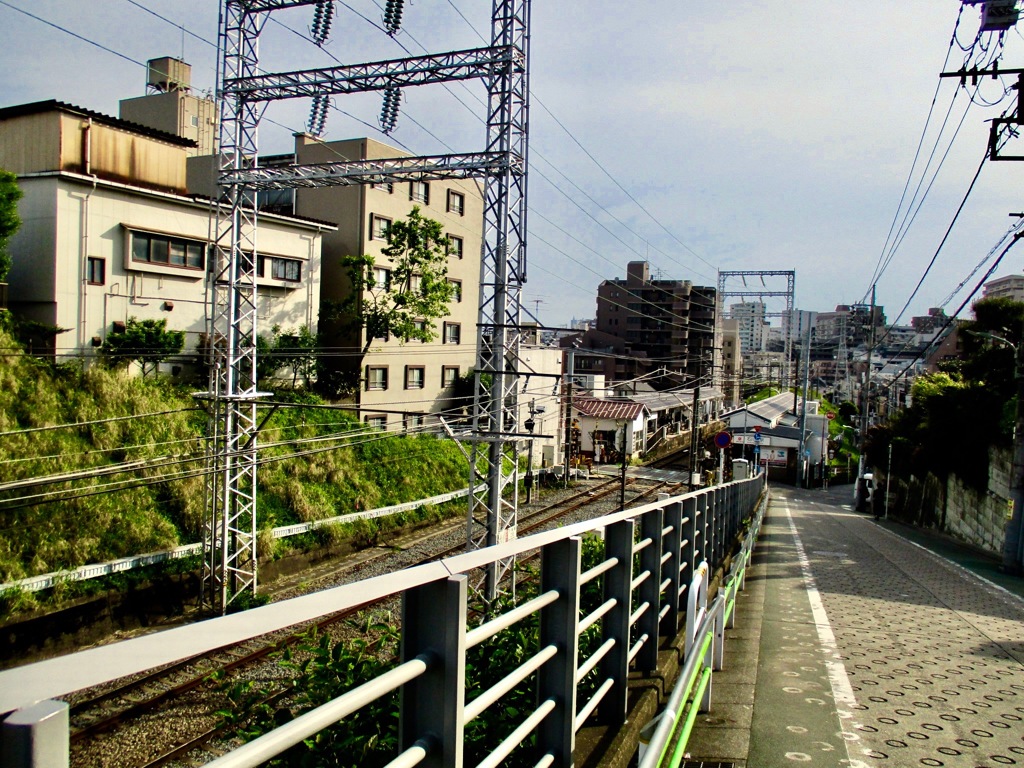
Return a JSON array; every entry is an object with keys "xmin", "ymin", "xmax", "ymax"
[
  {"xmin": 784, "ymin": 309, "xmax": 817, "ymax": 343},
  {"xmin": 730, "ymin": 301, "xmax": 770, "ymax": 355},
  {"xmin": 720, "ymin": 318, "xmax": 742, "ymax": 406},
  {"xmin": 982, "ymin": 274, "xmax": 1024, "ymax": 303},
  {"xmin": 595, "ymin": 261, "xmax": 716, "ymax": 384},
  {"xmin": 911, "ymin": 307, "xmax": 948, "ymax": 334}
]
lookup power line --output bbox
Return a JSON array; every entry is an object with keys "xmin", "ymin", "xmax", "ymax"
[{"xmin": 0, "ymin": 0, "xmax": 146, "ymax": 68}]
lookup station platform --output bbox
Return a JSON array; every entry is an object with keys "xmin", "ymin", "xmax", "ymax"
[{"xmin": 685, "ymin": 485, "xmax": 1024, "ymax": 767}]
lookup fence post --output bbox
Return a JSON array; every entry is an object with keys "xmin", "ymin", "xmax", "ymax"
[
  {"xmin": 680, "ymin": 496, "xmax": 697, "ymax": 603},
  {"xmin": 697, "ymin": 491, "xmax": 710, "ymax": 566},
  {"xmin": 1, "ymin": 700, "xmax": 69, "ymax": 768},
  {"xmin": 660, "ymin": 498, "xmax": 682, "ymax": 636},
  {"xmin": 599, "ymin": 519, "xmax": 634, "ymax": 723},
  {"xmin": 400, "ymin": 575, "xmax": 467, "ymax": 766},
  {"xmin": 538, "ymin": 536, "xmax": 581, "ymax": 764},
  {"xmin": 716, "ymin": 486, "xmax": 726, "ymax": 564},
  {"xmin": 637, "ymin": 506, "xmax": 663, "ymax": 674}
]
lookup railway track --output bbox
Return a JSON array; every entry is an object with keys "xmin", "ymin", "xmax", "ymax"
[{"xmin": 65, "ymin": 475, "xmax": 670, "ymax": 768}]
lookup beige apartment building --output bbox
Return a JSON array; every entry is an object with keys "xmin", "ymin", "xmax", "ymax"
[
  {"xmin": 0, "ymin": 100, "xmax": 330, "ymax": 374},
  {"xmin": 288, "ymin": 136, "xmax": 484, "ymax": 429}
]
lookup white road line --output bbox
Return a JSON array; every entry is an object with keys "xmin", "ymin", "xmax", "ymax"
[{"xmin": 780, "ymin": 500, "xmax": 866, "ymax": 766}]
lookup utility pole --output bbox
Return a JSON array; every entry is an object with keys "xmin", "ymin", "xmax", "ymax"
[
  {"xmin": 797, "ymin": 323, "xmax": 811, "ymax": 487},
  {"xmin": 689, "ymin": 380, "xmax": 701, "ymax": 491},
  {"xmin": 619, "ymin": 422, "xmax": 628, "ymax": 509},
  {"xmin": 857, "ymin": 284, "xmax": 877, "ymax": 494},
  {"xmin": 563, "ymin": 346, "xmax": 576, "ymax": 487},
  {"xmin": 524, "ymin": 401, "xmax": 536, "ymax": 504}
]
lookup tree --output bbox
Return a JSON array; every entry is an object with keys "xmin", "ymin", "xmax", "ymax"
[
  {"xmin": 257, "ymin": 324, "xmax": 318, "ymax": 389},
  {"xmin": 0, "ymin": 169, "xmax": 23, "ymax": 282},
  {"xmin": 100, "ymin": 317, "xmax": 185, "ymax": 377},
  {"xmin": 331, "ymin": 206, "xmax": 456, "ymax": 355}
]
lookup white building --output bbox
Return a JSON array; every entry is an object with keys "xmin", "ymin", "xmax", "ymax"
[
  {"xmin": 0, "ymin": 100, "xmax": 330, "ymax": 375},
  {"xmin": 729, "ymin": 301, "xmax": 770, "ymax": 354},
  {"xmin": 982, "ymin": 274, "xmax": 1024, "ymax": 303}
]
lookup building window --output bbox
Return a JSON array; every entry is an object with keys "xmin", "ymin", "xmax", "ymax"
[
  {"xmin": 405, "ymin": 366, "xmax": 425, "ymax": 389},
  {"xmin": 410, "ymin": 274, "xmax": 423, "ymax": 293},
  {"xmin": 370, "ymin": 214, "xmax": 392, "ymax": 241},
  {"xmin": 404, "ymin": 413, "xmax": 426, "ymax": 431},
  {"xmin": 447, "ymin": 235, "xmax": 464, "ymax": 259},
  {"xmin": 413, "ymin": 319, "xmax": 427, "ymax": 336},
  {"xmin": 447, "ymin": 190, "xmax": 465, "ymax": 215},
  {"xmin": 257, "ymin": 256, "xmax": 301, "ymax": 282},
  {"xmin": 130, "ymin": 231, "xmax": 205, "ymax": 270},
  {"xmin": 448, "ymin": 279, "xmax": 462, "ymax": 303},
  {"xmin": 444, "ymin": 322, "xmax": 461, "ymax": 345},
  {"xmin": 373, "ymin": 267, "xmax": 391, "ymax": 290},
  {"xmin": 87, "ymin": 257, "xmax": 106, "ymax": 285},
  {"xmin": 410, "ymin": 181, "xmax": 430, "ymax": 204},
  {"xmin": 365, "ymin": 415, "xmax": 387, "ymax": 430},
  {"xmin": 366, "ymin": 366, "xmax": 388, "ymax": 390},
  {"xmin": 442, "ymin": 366, "xmax": 459, "ymax": 387},
  {"xmin": 372, "ymin": 181, "xmax": 394, "ymax": 193}
]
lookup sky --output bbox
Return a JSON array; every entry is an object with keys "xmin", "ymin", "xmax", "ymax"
[{"xmin": 2, "ymin": 0, "xmax": 1024, "ymax": 328}]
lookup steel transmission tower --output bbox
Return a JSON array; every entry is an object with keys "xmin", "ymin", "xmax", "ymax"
[
  {"xmin": 717, "ymin": 270, "xmax": 796, "ymax": 391},
  {"xmin": 201, "ymin": 3, "xmax": 268, "ymax": 614},
  {"xmin": 203, "ymin": 0, "xmax": 530, "ymax": 611}
]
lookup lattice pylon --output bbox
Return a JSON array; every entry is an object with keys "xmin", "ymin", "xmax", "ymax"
[
  {"xmin": 466, "ymin": 0, "xmax": 531, "ymax": 602},
  {"xmin": 202, "ymin": 0, "xmax": 532, "ymax": 608},
  {"xmin": 202, "ymin": 3, "xmax": 269, "ymax": 614}
]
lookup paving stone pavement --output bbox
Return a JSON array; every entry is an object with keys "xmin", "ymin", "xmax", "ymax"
[{"xmin": 685, "ymin": 484, "xmax": 1024, "ymax": 768}]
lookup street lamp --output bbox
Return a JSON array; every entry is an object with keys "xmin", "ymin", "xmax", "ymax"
[{"xmin": 966, "ymin": 328, "xmax": 1024, "ymax": 574}]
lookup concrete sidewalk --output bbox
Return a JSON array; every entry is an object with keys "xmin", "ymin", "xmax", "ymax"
[{"xmin": 684, "ymin": 485, "xmax": 1024, "ymax": 767}]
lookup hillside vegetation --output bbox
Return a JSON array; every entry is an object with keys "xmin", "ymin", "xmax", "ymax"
[{"xmin": 0, "ymin": 320, "xmax": 470, "ymax": 585}]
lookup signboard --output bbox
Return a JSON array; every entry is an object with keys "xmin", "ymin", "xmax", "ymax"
[
  {"xmin": 733, "ymin": 434, "xmax": 772, "ymax": 446},
  {"xmin": 763, "ymin": 447, "xmax": 787, "ymax": 466}
]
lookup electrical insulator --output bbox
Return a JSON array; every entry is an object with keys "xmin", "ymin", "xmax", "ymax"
[
  {"xmin": 380, "ymin": 87, "xmax": 402, "ymax": 134},
  {"xmin": 307, "ymin": 93, "xmax": 329, "ymax": 136},
  {"xmin": 383, "ymin": 0, "xmax": 404, "ymax": 36},
  {"xmin": 311, "ymin": 0, "xmax": 335, "ymax": 45}
]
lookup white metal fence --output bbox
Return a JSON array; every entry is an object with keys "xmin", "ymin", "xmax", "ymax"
[
  {"xmin": 0, "ymin": 473, "xmax": 767, "ymax": 768},
  {"xmin": 0, "ymin": 485, "xmax": 483, "ymax": 594}
]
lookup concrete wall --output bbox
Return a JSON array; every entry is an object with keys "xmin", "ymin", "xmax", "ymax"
[
  {"xmin": 881, "ymin": 447, "xmax": 1010, "ymax": 557},
  {"xmin": 943, "ymin": 447, "xmax": 1011, "ymax": 554}
]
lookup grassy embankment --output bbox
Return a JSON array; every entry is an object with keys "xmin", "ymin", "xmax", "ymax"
[{"xmin": 0, "ymin": 323, "xmax": 470, "ymax": 612}]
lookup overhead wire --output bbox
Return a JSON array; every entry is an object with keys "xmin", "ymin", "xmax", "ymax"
[
  {"xmin": 0, "ymin": 0, "xmax": 147, "ymax": 68},
  {"xmin": 113, "ymin": 0, "xmax": 716, "ymax": 339},
  {"xmin": 1, "ymin": 2, "xmax": 728, "ymax": 487},
  {"xmin": 880, "ymin": 227, "xmax": 1023, "ymax": 391},
  {"xmin": 865, "ymin": 7, "xmax": 1002, "ymax": 299}
]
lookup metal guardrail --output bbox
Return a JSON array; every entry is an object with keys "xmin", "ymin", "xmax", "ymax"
[
  {"xmin": 0, "ymin": 473, "xmax": 767, "ymax": 768},
  {"xmin": 0, "ymin": 485, "xmax": 484, "ymax": 594},
  {"xmin": 639, "ymin": 481, "xmax": 767, "ymax": 768}
]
